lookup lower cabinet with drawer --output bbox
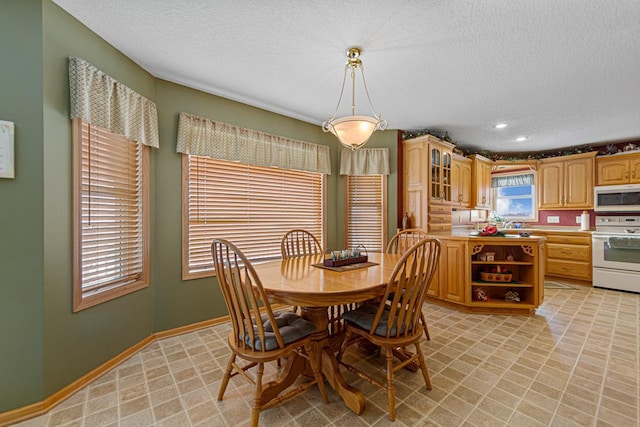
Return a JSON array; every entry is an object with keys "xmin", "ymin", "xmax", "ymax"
[
  {"xmin": 544, "ymin": 232, "xmax": 592, "ymax": 281},
  {"xmin": 427, "ymin": 204, "xmax": 452, "ymax": 233}
]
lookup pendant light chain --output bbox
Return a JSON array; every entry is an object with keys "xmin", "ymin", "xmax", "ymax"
[
  {"xmin": 357, "ymin": 64, "xmax": 384, "ymax": 122},
  {"xmin": 325, "ymin": 65, "xmax": 350, "ymax": 124}
]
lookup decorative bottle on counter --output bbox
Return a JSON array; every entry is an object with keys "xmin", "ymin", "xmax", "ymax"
[{"xmin": 402, "ymin": 213, "xmax": 411, "ymax": 230}]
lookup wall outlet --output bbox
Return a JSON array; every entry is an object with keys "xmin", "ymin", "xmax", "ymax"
[
  {"xmin": 547, "ymin": 216, "xmax": 560, "ymax": 223},
  {"xmin": 576, "ymin": 216, "xmax": 582, "ymax": 224}
]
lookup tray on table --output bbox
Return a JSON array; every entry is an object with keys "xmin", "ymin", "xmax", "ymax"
[{"xmin": 323, "ymin": 255, "xmax": 368, "ymax": 267}]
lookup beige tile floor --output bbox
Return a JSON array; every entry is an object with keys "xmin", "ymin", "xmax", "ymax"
[{"xmin": 11, "ymin": 284, "xmax": 639, "ymax": 427}]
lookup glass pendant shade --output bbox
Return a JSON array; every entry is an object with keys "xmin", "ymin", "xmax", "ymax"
[
  {"xmin": 323, "ymin": 47, "xmax": 387, "ymax": 150},
  {"xmin": 325, "ymin": 116, "xmax": 382, "ymax": 149}
]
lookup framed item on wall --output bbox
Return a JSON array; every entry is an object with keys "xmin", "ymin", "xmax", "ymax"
[{"xmin": 0, "ymin": 120, "xmax": 15, "ymax": 179}]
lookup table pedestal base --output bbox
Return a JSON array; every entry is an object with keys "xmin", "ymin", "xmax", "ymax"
[{"xmin": 302, "ymin": 306, "xmax": 366, "ymax": 415}]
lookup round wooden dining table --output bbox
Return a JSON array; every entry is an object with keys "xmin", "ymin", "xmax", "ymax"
[{"xmin": 251, "ymin": 252, "xmax": 403, "ymax": 415}]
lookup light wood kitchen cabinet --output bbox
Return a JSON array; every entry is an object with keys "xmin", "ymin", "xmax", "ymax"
[
  {"xmin": 596, "ymin": 152, "xmax": 640, "ymax": 185},
  {"xmin": 426, "ymin": 235, "xmax": 545, "ymax": 315},
  {"xmin": 471, "ymin": 154, "xmax": 492, "ymax": 209},
  {"xmin": 427, "ymin": 238, "xmax": 467, "ymax": 303},
  {"xmin": 469, "ymin": 237, "xmax": 545, "ymax": 313},
  {"xmin": 429, "ymin": 140, "xmax": 453, "ymax": 205},
  {"xmin": 403, "ymin": 137, "xmax": 429, "ymax": 230},
  {"xmin": 544, "ymin": 232, "xmax": 592, "ymax": 281},
  {"xmin": 441, "ymin": 239, "xmax": 468, "ymax": 303},
  {"xmin": 428, "ymin": 204, "xmax": 452, "ymax": 232},
  {"xmin": 452, "ymin": 154, "xmax": 472, "ymax": 208},
  {"xmin": 403, "ymin": 135, "xmax": 454, "ymax": 233},
  {"xmin": 538, "ymin": 152, "xmax": 596, "ymax": 209}
]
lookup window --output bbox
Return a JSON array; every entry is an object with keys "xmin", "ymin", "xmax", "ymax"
[
  {"xmin": 183, "ymin": 155, "xmax": 324, "ymax": 279},
  {"xmin": 492, "ymin": 171, "xmax": 537, "ymax": 221},
  {"xmin": 345, "ymin": 175, "xmax": 387, "ymax": 252},
  {"xmin": 72, "ymin": 119, "xmax": 149, "ymax": 312}
]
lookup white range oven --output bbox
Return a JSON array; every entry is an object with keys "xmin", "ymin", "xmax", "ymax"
[{"xmin": 592, "ymin": 215, "xmax": 640, "ymax": 293}]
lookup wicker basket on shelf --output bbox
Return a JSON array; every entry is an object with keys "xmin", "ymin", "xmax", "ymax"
[{"xmin": 479, "ymin": 271, "xmax": 513, "ymax": 282}]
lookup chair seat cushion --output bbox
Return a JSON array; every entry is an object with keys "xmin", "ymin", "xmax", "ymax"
[
  {"xmin": 245, "ymin": 312, "xmax": 316, "ymax": 351},
  {"xmin": 342, "ymin": 304, "xmax": 414, "ymax": 337}
]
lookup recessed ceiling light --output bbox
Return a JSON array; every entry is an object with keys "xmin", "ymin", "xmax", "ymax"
[
  {"xmin": 516, "ymin": 136, "xmax": 527, "ymax": 142},
  {"xmin": 494, "ymin": 123, "xmax": 508, "ymax": 129}
]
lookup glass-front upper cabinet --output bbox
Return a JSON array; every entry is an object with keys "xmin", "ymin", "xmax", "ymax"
[
  {"xmin": 430, "ymin": 143, "xmax": 452, "ymax": 204},
  {"xmin": 431, "ymin": 146, "xmax": 442, "ymax": 202}
]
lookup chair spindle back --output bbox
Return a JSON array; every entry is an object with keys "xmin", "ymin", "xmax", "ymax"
[
  {"xmin": 386, "ymin": 228, "xmax": 429, "ymax": 255},
  {"xmin": 281, "ymin": 229, "xmax": 322, "ymax": 259},
  {"xmin": 374, "ymin": 238, "xmax": 440, "ymax": 339},
  {"xmin": 212, "ymin": 239, "xmax": 284, "ymax": 352}
]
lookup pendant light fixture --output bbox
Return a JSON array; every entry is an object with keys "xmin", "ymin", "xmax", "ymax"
[{"xmin": 322, "ymin": 47, "xmax": 387, "ymax": 150}]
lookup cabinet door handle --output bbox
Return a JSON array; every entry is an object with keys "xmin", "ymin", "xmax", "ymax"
[{"xmin": 626, "ymin": 172, "xmax": 629, "ymax": 179}]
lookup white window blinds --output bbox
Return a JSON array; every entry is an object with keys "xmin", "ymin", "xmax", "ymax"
[
  {"xmin": 345, "ymin": 175, "xmax": 386, "ymax": 253},
  {"xmin": 183, "ymin": 155, "xmax": 324, "ymax": 278},
  {"xmin": 73, "ymin": 119, "xmax": 149, "ymax": 311}
]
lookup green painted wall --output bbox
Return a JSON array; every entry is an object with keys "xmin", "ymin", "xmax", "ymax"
[
  {"xmin": 0, "ymin": 0, "xmax": 45, "ymax": 410},
  {"xmin": 40, "ymin": 0, "xmax": 157, "ymax": 399},
  {"xmin": 152, "ymin": 80, "xmax": 341, "ymax": 330},
  {"xmin": 151, "ymin": 81, "xmax": 398, "ymax": 331},
  {"xmin": 0, "ymin": 0, "xmax": 398, "ymax": 414}
]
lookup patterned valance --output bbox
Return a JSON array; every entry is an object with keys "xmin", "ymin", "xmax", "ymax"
[
  {"xmin": 339, "ymin": 148, "xmax": 390, "ymax": 175},
  {"xmin": 491, "ymin": 172, "xmax": 535, "ymax": 187},
  {"xmin": 176, "ymin": 112, "xmax": 331, "ymax": 174},
  {"xmin": 68, "ymin": 57, "xmax": 159, "ymax": 148}
]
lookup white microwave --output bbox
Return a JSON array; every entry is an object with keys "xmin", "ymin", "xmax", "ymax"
[{"xmin": 594, "ymin": 184, "xmax": 640, "ymax": 212}]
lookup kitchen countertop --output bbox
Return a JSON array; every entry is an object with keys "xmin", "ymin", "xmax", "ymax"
[
  {"xmin": 505, "ymin": 227, "xmax": 593, "ymax": 232},
  {"xmin": 452, "ymin": 226, "xmax": 593, "ymax": 234},
  {"xmin": 433, "ymin": 230, "xmax": 548, "ymax": 240}
]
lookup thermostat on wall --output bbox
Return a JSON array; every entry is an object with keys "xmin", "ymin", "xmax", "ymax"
[{"xmin": 0, "ymin": 120, "xmax": 15, "ymax": 179}]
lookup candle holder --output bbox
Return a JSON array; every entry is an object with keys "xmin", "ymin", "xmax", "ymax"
[{"xmin": 323, "ymin": 245, "xmax": 368, "ymax": 267}]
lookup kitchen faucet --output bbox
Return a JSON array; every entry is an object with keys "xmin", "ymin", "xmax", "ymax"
[{"xmin": 503, "ymin": 220, "xmax": 517, "ymax": 229}]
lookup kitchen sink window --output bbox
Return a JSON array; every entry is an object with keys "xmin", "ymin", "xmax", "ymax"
[{"xmin": 492, "ymin": 171, "xmax": 537, "ymax": 221}]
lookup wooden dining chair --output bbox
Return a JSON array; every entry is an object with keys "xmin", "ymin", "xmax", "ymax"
[
  {"xmin": 386, "ymin": 228, "xmax": 429, "ymax": 255},
  {"xmin": 280, "ymin": 229, "xmax": 322, "ymax": 313},
  {"xmin": 280, "ymin": 229, "xmax": 355, "ymax": 342},
  {"xmin": 281, "ymin": 229, "xmax": 322, "ymax": 259},
  {"xmin": 386, "ymin": 228, "xmax": 432, "ymax": 340},
  {"xmin": 211, "ymin": 238, "xmax": 328, "ymax": 427},
  {"xmin": 337, "ymin": 238, "xmax": 441, "ymax": 422}
]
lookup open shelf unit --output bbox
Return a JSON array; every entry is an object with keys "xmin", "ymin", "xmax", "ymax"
[{"xmin": 469, "ymin": 241, "xmax": 539, "ymax": 308}]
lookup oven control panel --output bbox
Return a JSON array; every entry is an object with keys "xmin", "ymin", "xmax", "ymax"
[{"xmin": 595, "ymin": 215, "xmax": 640, "ymax": 232}]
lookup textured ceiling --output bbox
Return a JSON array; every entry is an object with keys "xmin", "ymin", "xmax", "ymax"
[{"xmin": 51, "ymin": 0, "xmax": 640, "ymax": 153}]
